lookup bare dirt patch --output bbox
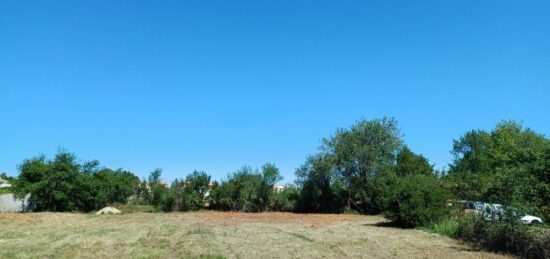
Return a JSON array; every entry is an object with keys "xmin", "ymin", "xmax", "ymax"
[{"xmin": 0, "ymin": 211, "xmax": 510, "ymax": 259}]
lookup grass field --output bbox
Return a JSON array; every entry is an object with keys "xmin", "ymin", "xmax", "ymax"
[{"xmin": 0, "ymin": 211, "xmax": 510, "ymax": 258}]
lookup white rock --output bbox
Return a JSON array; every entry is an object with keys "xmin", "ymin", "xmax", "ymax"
[{"xmin": 96, "ymin": 207, "xmax": 121, "ymax": 215}]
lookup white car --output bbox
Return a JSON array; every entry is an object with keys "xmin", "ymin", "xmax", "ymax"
[
  {"xmin": 521, "ymin": 215, "xmax": 543, "ymax": 225},
  {"xmin": 474, "ymin": 202, "xmax": 544, "ymax": 225}
]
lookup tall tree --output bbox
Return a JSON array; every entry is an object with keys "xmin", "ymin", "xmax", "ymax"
[
  {"xmin": 172, "ymin": 170, "xmax": 212, "ymax": 211},
  {"xmin": 295, "ymin": 154, "xmax": 347, "ymax": 213},
  {"xmin": 295, "ymin": 117, "xmax": 403, "ymax": 213},
  {"xmin": 396, "ymin": 146, "xmax": 434, "ymax": 177},
  {"xmin": 210, "ymin": 164, "xmax": 282, "ymax": 212},
  {"xmin": 447, "ymin": 120, "xmax": 550, "ymax": 212},
  {"xmin": 14, "ymin": 150, "xmax": 138, "ymax": 212}
]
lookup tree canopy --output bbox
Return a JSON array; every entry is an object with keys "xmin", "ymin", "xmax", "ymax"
[
  {"xmin": 446, "ymin": 120, "xmax": 550, "ymax": 212},
  {"xmin": 14, "ymin": 151, "xmax": 138, "ymax": 212}
]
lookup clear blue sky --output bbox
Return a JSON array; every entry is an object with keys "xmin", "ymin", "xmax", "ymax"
[{"xmin": 1, "ymin": 1, "xmax": 549, "ymax": 183}]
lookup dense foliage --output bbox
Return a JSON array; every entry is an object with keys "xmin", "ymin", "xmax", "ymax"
[
  {"xmin": 396, "ymin": 146, "xmax": 433, "ymax": 177},
  {"xmin": 295, "ymin": 118, "xmax": 405, "ymax": 214},
  {"xmin": 384, "ymin": 174, "xmax": 450, "ymax": 228},
  {"xmin": 294, "ymin": 117, "xmax": 448, "ymax": 223},
  {"xmin": 445, "ymin": 121, "xmax": 550, "ymax": 217},
  {"xmin": 210, "ymin": 164, "xmax": 282, "ymax": 212},
  {"xmin": 455, "ymin": 216, "xmax": 549, "ymax": 259},
  {"xmin": 1, "ymin": 172, "xmax": 14, "ymax": 181},
  {"xmin": 269, "ymin": 186, "xmax": 299, "ymax": 212},
  {"xmin": 14, "ymin": 151, "xmax": 138, "ymax": 212},
  {"xmin": 171, "ymin": 170, "xmax": 211, "ymax": 211},
  {"xmin": 294, "ymin": 154, "xmax": 348, "ymax": 213}
]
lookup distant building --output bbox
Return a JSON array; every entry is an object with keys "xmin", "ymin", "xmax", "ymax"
[
  {"xmin": 0, "ymin": 194, "xmax": 33, "ymax": 212},
  {"xmin": 274, "ymin": 184, "xmax": 285, "ymax": 193},
  {"xmin": 0, "ymin": 178, "xmax": 34, "ymax": 212},
  {"xmin": 0, "ymin": 178, "xmax": 12, "ymax": 188}
]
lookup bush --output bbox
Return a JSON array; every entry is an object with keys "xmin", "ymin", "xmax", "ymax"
[
  {"xmin": 158, "ymin": 189, "xmax": 175, "ymax": 212},
  {"xmin": 422, "ymin": 218, "xmax": 459, "ymax": 237},
  {"xmin": 14, "ymin": 151, "xmax": 139, "ymax": 212},
  {"xmin": 294, "ymin": 154, "xmax": 348, "ymax": 213},
  {"xmin": 384, "ymin": 174, "xmax": 450, "ymax": 228},
  {"xmin": 455, "ymin": 216, "xmax": 549, "ymax": 259},
  {"xmin": 172, "ymin": 171, "xmax": 211, "ymax": 211},
  {"xmin": 210, "ymin": 164, "xmax": 282, "ymax": 212},
  {"xmin": 0, "ymin": 187, "xmax": 13, "ymax": 195},
  {"xmin": 295, "ymin": 175, "xmax": 348, "ymax": 213},
  {"xmin": 269, "ymin": 187, "xmax": 299, "ymax": 212}
]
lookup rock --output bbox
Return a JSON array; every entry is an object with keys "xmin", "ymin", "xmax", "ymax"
[{"xmin": 96, "ymin": 207, "xmax": 121, "ymax": 215}]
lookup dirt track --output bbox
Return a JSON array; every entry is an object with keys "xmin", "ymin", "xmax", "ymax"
[{"xmin": 0, "ymin": 212, "xmax": 510, "ymax": 258}]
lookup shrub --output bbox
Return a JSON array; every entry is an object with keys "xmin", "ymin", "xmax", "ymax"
[
  {"xmin": 295, "ymin": 174, "xmax": 348, "ymax": 213},
  {"xmin": 210, "ymin": 164, "xmax": 282, "ymax": 212},
  {"xmin": 455, "ymin": 216, "xmax": 549, "ymax": 259},
  {"xmin": 171, "ymin": 171, "xmax": 211, "ymax": 211},
  {"xmin": 384, "ymin": 174, "xmax": 450, "ymax": 228},
  {"xmin": 269, "ymin": 187, "xmax": 299, "ymax": 212},
  {"xmin": 14, "ymin": 151, "xmax": 139, "ymax": 212},
  {"xmin": 422, "ymin": 218, "xmax": 459, "ymax": 237},
  {"xmin": 294, "ymin": 154, "xmax": 348, "ymax": 213},
  {"xmin": 158, "ymin": 188, "xmax": 175, "ymax": 212},
  {"xmin": 0, "ymin": 187, "xmax": 13, "ymax": 195}
]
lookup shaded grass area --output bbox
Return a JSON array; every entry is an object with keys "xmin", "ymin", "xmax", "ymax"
[
  {"xmin": 0, "ymin": 212, "xmax": 508, "ymax": 259},
  {"xmin": 420, "ymin": 218, "xmax": 459, "ymax": 237}
]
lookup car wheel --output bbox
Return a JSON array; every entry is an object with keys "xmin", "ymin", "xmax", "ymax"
[{"xmin": 531, "ymin": 220, "xmax": 541, "ymax": 226}]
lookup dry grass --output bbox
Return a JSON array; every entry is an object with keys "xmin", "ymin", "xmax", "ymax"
[{"xmin": 0, "ymin": 211, "xmax": 510, "ymax": 258}]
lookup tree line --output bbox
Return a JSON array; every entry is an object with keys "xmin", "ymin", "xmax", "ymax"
[{"xmin": 10, "ymin": 117, "xmax": 549, "ymax": 228}]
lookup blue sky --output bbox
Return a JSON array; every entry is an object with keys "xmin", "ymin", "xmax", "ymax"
[{"xmin": 1, "ymin": 1, "xmax": 549, "ymax": 183}]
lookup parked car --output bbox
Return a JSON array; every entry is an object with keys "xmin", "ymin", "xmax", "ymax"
[
  {"xmin": 474, "ymin": 202, "xmax": 544, "ymax": 225},
  {"xmin": 455, "ymin": 200, "xmax": 477, "ymax": 215},
  {"xmin": 520, "ymin": 215, "xmax": 543, "ymax": 225}
]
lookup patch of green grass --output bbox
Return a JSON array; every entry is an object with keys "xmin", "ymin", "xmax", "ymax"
[
  {"xmin": 421, "ymin": 218, "xmax": 459, "ymax": 237},
  {"xmin": 0, "ymin": 230, "xmax": 28, "ymax": 239},
  {"xmin": 0, "ymin": 187, "xmax": 13, "ymax": 195}
]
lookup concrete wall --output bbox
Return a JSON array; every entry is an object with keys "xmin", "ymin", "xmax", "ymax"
[{"xmin": 0, "ymin": 193, "xmax": 32, "ymax": 212}]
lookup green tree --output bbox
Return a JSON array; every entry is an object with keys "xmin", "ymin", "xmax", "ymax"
[
  {"xmin": 147, "ymin": 169, "xmax": 169, "ymax": 209},
  {"xmin": 450, "ymin": 129, "xmax": 493, "ymax": 173},
  {"xmin": 296, "ymin": 117, "xmax": 403, "ymax": 213},
  {"xmin": 396, "ymin": 146, "xmax": 433, "ymax": 177},
  {"xmin": 0, "ymin": 172, "xmax": 14, "ymax": 181},
  {"xmin": 172, "ymin": 170, "xmax": 211, "ymax": 211},
  {"xmin": 269, "ymin": 185, "xmax": 299, "ymax": 212},
  {"xmin": 14, "ymin": 150, "xmax": 139, "ymax": 212},
  {"xmin": 443, "ymin": 171, "xmax": 492, "ymax": 201},
  {"xmin": 447, "ymin": 120, "xmax": 550, "ymax": 214},
  {"xmin": 384, "ymin": 174, "xmax": 451, "ymax": 228},
  {"xmin": 15, "ymin": 152, "xmax": 81, "ymax": 211},
  {"xmin": 210, "ymin": 164, "xmax": 281, "ymax": 212},
  {"xmin": 94, "ymin": 168, "xmax": 139, "ymax": 204},
  {"xmin": 295, "ymin": 154, "xmax": 347, "ymax": 213}
]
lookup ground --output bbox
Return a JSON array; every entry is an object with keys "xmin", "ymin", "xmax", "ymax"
[{"xmin": 0, "ymin": 211, "xmax": 510, "ymax": 259}]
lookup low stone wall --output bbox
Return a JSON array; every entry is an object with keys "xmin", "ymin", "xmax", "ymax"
[{"xmin": 0, "ymin": 193, "xmax": 32, "ymax": 212}]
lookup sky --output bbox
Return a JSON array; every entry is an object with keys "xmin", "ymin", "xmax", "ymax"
[{"xmin": 1, "ymin": 1, "xmax": 549, "ymax": 183}]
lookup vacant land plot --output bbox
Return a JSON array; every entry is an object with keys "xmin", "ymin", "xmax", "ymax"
[{"xmin": 0, "ymin": 212, "xmax": 509, "ymax": 259}]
